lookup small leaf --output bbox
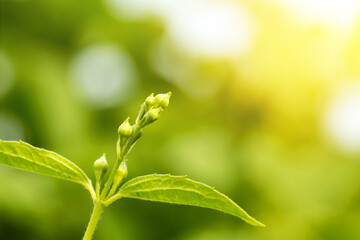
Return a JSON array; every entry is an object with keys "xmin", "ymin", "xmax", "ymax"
[
  {"xmin": 0, "ymin": 140, "xmax": 91, "ymax": 187},
  {"xmin": 119, "ymin": 174, "xmax": 265, "ymax": 227}
]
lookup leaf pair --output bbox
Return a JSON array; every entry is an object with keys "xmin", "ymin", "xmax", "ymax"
[{"xmin": 0, "ymin": 140, "xmax": 264, "ymax": 227}]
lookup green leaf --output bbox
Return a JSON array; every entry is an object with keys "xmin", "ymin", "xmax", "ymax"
[
  {"xmin": 119, "ymin": 174, "xmax": 265, "ymax": 227},
  {"xmin": 0, "ymin": 140, "xmax": 91, "ymax": 187}
]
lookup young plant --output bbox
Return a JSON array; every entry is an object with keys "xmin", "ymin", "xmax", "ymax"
[{"xmin": 0, "ymin": 92, "xmax": 265, "ymax": 239}]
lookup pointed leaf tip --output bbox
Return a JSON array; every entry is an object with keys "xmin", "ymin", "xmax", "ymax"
[{"xmin": 118, "ymin": 174, "xmax": 264, "ymax": 226}]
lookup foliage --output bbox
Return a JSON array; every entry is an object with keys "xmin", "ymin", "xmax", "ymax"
[{"xmin": 0, "ymin": 93, "xmax": 264, "ymax": 240}]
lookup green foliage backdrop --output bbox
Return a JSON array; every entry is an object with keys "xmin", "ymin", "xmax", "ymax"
[{"xmin": 1, "ymin": 0, "xmax": 360, "ymax": 239}]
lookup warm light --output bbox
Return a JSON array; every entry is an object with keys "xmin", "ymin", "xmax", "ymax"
[
  {"xmin": 166, "ymin": 0, "xmax": 254, "ymax": 58},
  {"xmin": 105, "ymin": 0, "xmax": 255, "ymax": 58},
  {"xmin": 277, "ymin": 0, "xmax": 360, "ymax": 30},
  {"xmin": 324, "ymin": 83, "xmax": 360, "ymax": 153}
]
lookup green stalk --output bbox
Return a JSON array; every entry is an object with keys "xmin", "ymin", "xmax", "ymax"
[
  {"xmin": 96, "ymin": 181, "xmax": 100, "ymax": 199},
  {"xmin": 82, "ymin": 202, "xmax": 104, "ymax": 240},
  {"xmin": 100, "ymin": 125, "xmax": 141, "ymax": 199},
  {"xmin": 100, "ymin": 158, "xmax": 121, "ymax": 199},
  {"xmin": 82, "ymin": 93, "xmax": 169, "ymax": 239},
  {"xmin": 105, "ymin": 182, "xmax": 120, "ymax": 201}
]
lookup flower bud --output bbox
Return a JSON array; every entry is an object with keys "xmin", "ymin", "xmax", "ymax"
[
  {"xmin": 149, "ymin": 108, "xmax": 162, "ymax": 121},
  {"xmin": 118, "ymin": 117, "xmax": 132, "ymax": 138},
  {"xmin": 155, "ymin": 92, "xmax": 172, "ymax": 108},
  {"xmin": 118, "ymin": 160, "xmax": 128, "ymax": 178},
  {"xmin": 140, "ymin": 108, "xmax": 162, "ymax": 127},
  {"xmin": 113, "ymin": 160, "xmax": 128, "ymax": 186},
  {"xmin": 145, "ymin": 93, "xmax": 155, "ymax": 107},
  {"xmin": 93, "ymin": 154, "xmax": 108, "ymax": 181}
]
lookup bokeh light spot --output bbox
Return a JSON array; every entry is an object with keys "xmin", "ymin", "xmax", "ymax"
[
  {"xmin": 166, "ymin": 0, "xmax": 254, "ymax": 58},
  {"xmin": 324, "ymin": 83, "xmax": 360, "ymax": 153},
  {"xmin": 69, "ymin": 44, "xmax": 138, "ymax": 109},
  {"xmin": 105, "ymin": 0, "xmax": 255, "ymax": 58}
]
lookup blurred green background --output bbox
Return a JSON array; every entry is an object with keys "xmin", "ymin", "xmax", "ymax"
[{"xmin": 1, "ymin": 0, "xmax": 360, "ymax": 239}]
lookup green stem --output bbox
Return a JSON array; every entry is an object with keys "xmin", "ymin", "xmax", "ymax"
[
  {"xmin": 82, "ymin": 202, "xmax": 104, "ymax": 240},
  {"xmin": 105, "ymin": 182, "xmax": 119, "ymax": 200},
  {"xmin": 96, "ymin": 181, "xmax": 100, "ymax": 199},
  {"xmin": 100, "ymin": 125, "xmax": 141, "ymax": 199},
  {"xmin": 85, "ymin": 183, "xmax": 97, "ymax": 200},
  {"xmin": 100, "ymin": 157, "xmax": 121, "ymax": 199},
  {"xmin": 104, "ymin": 193, "xmax": 122, "ymax": 206}
]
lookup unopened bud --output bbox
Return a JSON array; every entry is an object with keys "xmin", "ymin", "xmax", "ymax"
[
  {"xmin": 145, "ymin": 93, "xmax": 155, "ymax": 107},
  {"xmin": 140, "ymin": 108, "xmax": 162, "ymax": 127},
  {"xmin": 149, "ymin": 108, "xmax": 162, "ymax": 121},
  {"xmin": 113, "ymin": 160, "xmax": 128, "ymax": 186},
  {"xmin": 118, "ymin": 117, "xmax": 132, "ymax": 137},
  {"xmin": 118, "ymin": 160, "xmax": 128, "ymax": 178},
  {"xmin": 93, "ymin": 154, "xmax": 108, "ymax": 180},
  {"xmin": 155, "ymin": 92, "xmax": 172, "ymax": 108}
]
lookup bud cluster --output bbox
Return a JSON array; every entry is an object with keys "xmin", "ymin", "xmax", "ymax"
[
  {"xmin": 137, "ymin": 92, "xmax": 171, "ymax": 128},
  {"xmin": 93, "ymin": 92, "xmax": 171, "ymax": 202},
  {"xmin": 116, "ymin": 92, "xmax": 172, "ymax": 159}
]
